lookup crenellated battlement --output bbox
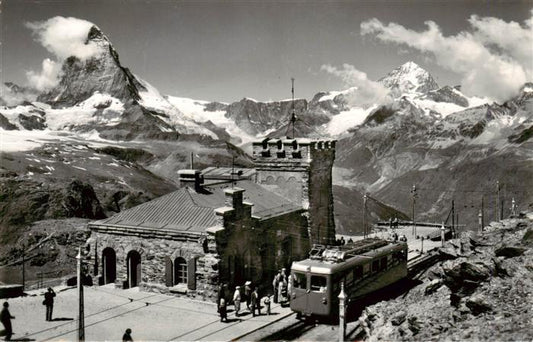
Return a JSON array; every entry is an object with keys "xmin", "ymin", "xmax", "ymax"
[
  {"xmin": 252, "ymin": 138, "xmax": 336, "ymax": 162},
  {"xmin": 252, "ymin": 137, "xmax": 336, "ymax": 245}
]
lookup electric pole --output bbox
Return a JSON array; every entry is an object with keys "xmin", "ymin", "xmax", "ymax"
[
  {"xmin": 363, "ymin": 193, "xmax": 368, "ymax": 239},
  {"xmin": 411, "ymin": 185, "xmax": 417, "ymax": 236},
  {"xmin": 497, "ymin": 180, "xmax": 501, "ymax": 221}
]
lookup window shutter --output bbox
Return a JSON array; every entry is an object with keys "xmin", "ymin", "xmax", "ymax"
[
  {"xmin": 165, "ymin": 256, "xmax": 173, "ymax": 287},
  {"xmin": 187, "ymin": 256, "xmax": 196, "ymax": 290}
]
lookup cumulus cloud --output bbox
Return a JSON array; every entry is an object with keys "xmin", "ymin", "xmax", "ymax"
[
  {"xmin": 360, "ymin": 12, "xmax": 532, "ymax": 102},
  {"xmin": 26, "ymin": 58, "xmax": 62, "ymax": 92},
  {"xmin": 320, "ymin": 63, "xmax": 391, "ymax": 106},
  {"xmin": 24, "ymin": 16, "xmax": 103, "ymax": 91}
]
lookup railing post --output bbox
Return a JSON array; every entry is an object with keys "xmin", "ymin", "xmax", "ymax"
[{"xmin": 338, "ymin": 281, "xmax": 346, "ymax": 342}]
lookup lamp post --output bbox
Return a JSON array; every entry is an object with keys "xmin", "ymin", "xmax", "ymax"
[{"xmin": 338, "ymin": 281, "xmax": 346, "ymax": 342}]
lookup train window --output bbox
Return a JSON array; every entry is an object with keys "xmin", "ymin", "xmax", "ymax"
[
  {"xmin": 372, "ymin": 260, "xmax": 380, "ymax": 273},
  {"xmin": 354, "ymin": 265, "xmax": 363, "ymax": 279},
  {"xmin": 311, "ymin": 275, "xmax": 327, "ymax": 292},
  {"xmin": 293, "ymin": 272, "xmax": 307, "ymax": 289},
  {"xmin": 380, "ymin": 257, "xmax": 388, "ymax": 270}
]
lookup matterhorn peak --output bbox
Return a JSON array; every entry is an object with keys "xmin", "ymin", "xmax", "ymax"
[
  {"xmin": 37, "ymin": 24, "xmax": 145, "ymax": 107},
  {"xmin": 379, "ymin": 61, "xmax": 439, "ymax": 96}
]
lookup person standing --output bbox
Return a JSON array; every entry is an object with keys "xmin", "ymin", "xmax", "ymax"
[
  {"xmin": 244, "ymin": 281, "xmax": 252, "ymax": 311},
  {"xmin": 1, "ymin": 302, "xmax": 15, "ymax": 341},
  {"xmin": 250, "ymin": 288, "xmax": 260, "ymax": 317},
  {"xmin": 279, "ymin": 278, "xmax": 288, "ymax": 305},
  {"xmin": 272, "ymin": 271, "xmax": 280, "ymax": 304},
  {"xmin": 219, "ymin": 297, "xmax": 227, "ymax": 322},
  {"xmin": 216, "ymin": 283, "xmax": 225, "ymax": 313},
  {"xmin": 44, "ymin": 287, "xmax": 56, "ymax": 321},
  {"xmin": 122, "ymin": 328, "xmax": 133, "ymax": 342},
  {"xmin": 233, "ymin": 286, "xmax": 241, "ymax": 317}
]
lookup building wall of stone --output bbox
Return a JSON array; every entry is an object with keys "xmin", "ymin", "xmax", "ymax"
[
  {"xmin": 214, "ymin": 190, "xmax": 309, "ymax": 294},
  {"xmin": 252, "ymin": 138, "xmax": 336, "ymax": 246},
  {"xmin": 90, "ymin": 230, "xmax": 220, "ymax": 301},
  {"xmin": 308, "ymin": 143, "xmax": 336, "ymax": 245}
]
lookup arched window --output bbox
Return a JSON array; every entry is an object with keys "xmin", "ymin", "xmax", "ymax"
[{"xmin": 174, "ymin": 257, "xmax": 188, "ymax": 285}]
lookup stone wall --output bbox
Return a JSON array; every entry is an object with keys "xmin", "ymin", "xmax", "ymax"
[
  {"xmin": 89, "ymin": 228, "xmax": 220, "ymax": 302},
  {"xmin": 212, "ymin": 187, "xmax": 309, "ymax": 295},
  {"xmin": 252, "ymin": 138, "xmax": 336, "ymax": 245}
]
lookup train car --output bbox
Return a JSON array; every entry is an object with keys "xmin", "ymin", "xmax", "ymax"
[{"xmin": 290, "ymin": 238, "xmax": 408, "ymax": 318}]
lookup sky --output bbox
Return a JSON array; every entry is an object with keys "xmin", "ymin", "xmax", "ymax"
[{"xmin": 1, "ymin": 0, "xmax": 532, "ymax": 103}]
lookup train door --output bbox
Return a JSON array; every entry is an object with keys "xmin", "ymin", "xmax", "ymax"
[
  {"xmin": 290, "ymin": 271, "xmax": 308, "ymax": 314},
  {"xmin": 308, "ymin": 274, "xmax": 329, "ymax": 316}
]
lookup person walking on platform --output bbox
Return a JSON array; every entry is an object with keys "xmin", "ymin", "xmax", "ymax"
[
  {"xmin": 122, "ymin": 328, "xmax": 133, "ymax": 342},
  {"xmin": 219, "ymin": 297, "xmax": 228, "ymax": 322},
  {"xmin": 244, "ymin": 281, "xmax": 252, "ymax": 311},
  {"xmin": 272, "ymin": 271, "xmax": 281, "ymax": 304},
  {"xmin": 44, "ymin": 287, "xmax": 56, "ymax": 321},
  {"xmin": 233, "ymin": 286, "xmax": 241, "ymax": 317},
  {"xmin": 250, "ymin": 288, "xmax": 261, "ymax": 317},
  {"xmin": 1, "ymin": 302, "xmax": 15, "ymax": 341}
]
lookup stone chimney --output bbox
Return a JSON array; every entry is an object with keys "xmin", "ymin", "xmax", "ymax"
[
  {"xmin": 178, "ymin": 170, "xmax": 204, "ymax": 191},
  {"xmin": 224, "ymin": 187, "xmax": 244, "ymax": 209}
]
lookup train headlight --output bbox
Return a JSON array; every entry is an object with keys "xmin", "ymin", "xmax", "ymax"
[{"xmin": 322, "ymin": 297, "xmax": 327, "ymax": 304}]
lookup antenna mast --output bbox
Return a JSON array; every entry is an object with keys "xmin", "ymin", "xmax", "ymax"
[{"xmin": 290, "ymin": 77, "xmax": 296, "ymax": 139}]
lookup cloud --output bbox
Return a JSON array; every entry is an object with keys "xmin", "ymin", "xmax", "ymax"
[
  {"xmin": 26, "ymin": 58, "xmax": 62, "ymax": 92},
  {"xmin": 24, "ymin": 16, "xmax": 103, "ymax": 91},
  {"xmin": 25, "ymin": 16, "xmax": 103, "ymax": 60},
  {"xmin": 360, "ymin": 12, "xmax": 532, "ymax": 102},
  {"xmin": 321, "ymin": 63, "xmax": 391, "ymax": 106}
]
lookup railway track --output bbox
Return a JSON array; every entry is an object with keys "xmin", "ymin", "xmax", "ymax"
[{"xmin": 238, "ymin": 250, "xmax": 443, "ymax": 341}]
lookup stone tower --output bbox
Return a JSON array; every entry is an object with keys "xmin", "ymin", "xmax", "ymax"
[{"xmin": 252, "ymin": 138, "xmax": 336, "ymax": 245}]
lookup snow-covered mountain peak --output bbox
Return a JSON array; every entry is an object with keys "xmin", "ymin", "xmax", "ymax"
[{"xmin": 379, "ymin": 61, "xmax": 439, "ymax": 96}]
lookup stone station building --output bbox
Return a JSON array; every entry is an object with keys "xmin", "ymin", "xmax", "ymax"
[{"xmin": 86, "ymin": 138, "xmax": 336, "ymax": 301}]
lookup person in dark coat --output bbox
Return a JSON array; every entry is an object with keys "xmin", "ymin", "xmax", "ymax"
[
  {"xmin": 1, "ymin": 302, "xmax": 15, "ymax": 341},
  {"xmin": 44, "ymin": 287, "xmax": 56, "ymax": 321},
  {"xmin": 122, "ymin": 328, "xmax": 133, "ymax": 342},
  {"xmin": 216, "ymin": 283, "xmax": 225, "ymax": 313},
  {"xmin": 219, "ymin": 297, "xmax": 227, "ymax": 322},
  {"xmin": 250, "ymin": 288, "xmax": 261, "ymax": 317}
]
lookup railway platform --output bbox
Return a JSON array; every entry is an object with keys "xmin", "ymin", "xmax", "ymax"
[{"xmin": 3, "ymin": 284, "xmax": 294, "ymax": 341}]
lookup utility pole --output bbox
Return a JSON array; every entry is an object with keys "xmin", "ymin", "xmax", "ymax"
[
  {"xmin": 22, "ymin": 250, "xmax": 25, "ymax": 291},
  {"xmin": 411, "ymin": 185, "xmax": 417, "ymax": 237},
  {"xmin": 441, "ymin": 223, "xmax": 446, "ymax": 247},
  {"xmin": 363, "ymin": 193, "xmax": 368, "ymax": 239},
  {"xmin": 478, "ymin": 210, "xmax": 483, "ymax": 232},
  {"xmin": 77, "ymin": 247, "xmax": 85, "ymax": 342},
  {"xmin": 451, "ymin": 200, "xmax": 455, "ymax": 237},
  {"xmin": 497, "ymin": 180, "xmax": 501, "ymax": 221},
  {"xmin": 481, "ymin": 196, "xmax": 485, "ymax": 230}
]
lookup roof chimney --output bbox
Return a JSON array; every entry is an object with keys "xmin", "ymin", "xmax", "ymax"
[{"xmin": 178, "ymin": 170, "xmax": 204, "ymax": 191}]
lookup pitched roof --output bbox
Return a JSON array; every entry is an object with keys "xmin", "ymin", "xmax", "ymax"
[{"xmin": 90, "ymin": 180, "xmax": 302, "ymax": 233}]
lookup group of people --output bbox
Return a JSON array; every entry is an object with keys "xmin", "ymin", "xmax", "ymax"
[
  {"xmin": 218, "ymin": 269, "xmax": 295, "ymax": 323},
  {"xmin": 272, "ymin": 268, "xmax": 291, "ymax": 306},
  {"xmin": 1, "ymin": 287, "xmax": 55, "ymax": 341}
]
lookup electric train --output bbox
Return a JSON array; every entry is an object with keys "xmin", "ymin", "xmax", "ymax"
[{"xmin": 290, "ymin": 238, "xmax": 408, "ymax": 318}]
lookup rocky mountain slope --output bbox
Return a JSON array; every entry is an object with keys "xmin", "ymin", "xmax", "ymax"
[{"xmin": 359, "ymin": 213, "xmax": 533, "ymax": 341}]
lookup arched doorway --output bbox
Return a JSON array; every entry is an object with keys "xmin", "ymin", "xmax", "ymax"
[
  {"xmin": 173, "ymin": 257, "xmax": 187, "ymax": 285},
  {"xmin": 127, "ymin": 250, "xmax": 141, "ymax": 288},
  {"xmin": 102, "ymin": 248, "xmax": 116, "ymax": 284}
]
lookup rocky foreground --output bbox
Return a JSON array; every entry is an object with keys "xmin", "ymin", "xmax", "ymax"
[{"xmin": 360, "ymin": 213, "xmax": 533, "ymax": 341}]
